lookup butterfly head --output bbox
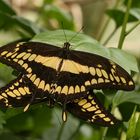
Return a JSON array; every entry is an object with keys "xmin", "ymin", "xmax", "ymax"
[{"xmin": 63, "ymin": 42, "xmax": 71, "ymax": 50}]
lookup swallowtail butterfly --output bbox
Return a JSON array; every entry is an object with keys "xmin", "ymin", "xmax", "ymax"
[{"xmin": 0, "ymin": 33, "xmax": 135, "ymax": 126}]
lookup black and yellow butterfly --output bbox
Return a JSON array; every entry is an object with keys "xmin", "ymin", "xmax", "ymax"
[{"xmin": 0, "ymin": 40, "xmax": 135, "ymax": 126}]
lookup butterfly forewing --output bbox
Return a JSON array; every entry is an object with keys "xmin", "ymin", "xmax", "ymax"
[
  {"xmin": 67, "ymin": 90, "xmax": 118, "ymax": 126},
  {"xmin": 63, "ymin": 49, "xmax": 134, "ymax": 90},
  {"xmin": 0, "ymin": 42, "xmax": 61, "ymax": 74}
]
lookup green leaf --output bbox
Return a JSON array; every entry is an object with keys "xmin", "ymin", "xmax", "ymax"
[
  {"xmin": 0, "ymin": 63, "xmax": 15, "ymax": 84},
  {"xmin": 113, "ymin": 91, "xmax": 140, "ymax": 108},
  {"xmin": 108, "ymin": 48, "xmax": 138, "ymax": 73},
  {"xmin": 130, "ymin": 8, "xmax": 140, "ymax": 20},
  {"xmin": 0, "ymin": 0, "xmax": 16, "ymax": 15},
  {"xmin": 135, "ymin": 114, "xmax": 140, "ymax": 139},
  {"xmin": 5, "ymin": 104, "xmax": 52, "ymax": 136},
  {"xmin": 106, "ymin": 9, "xmax": 138, "ymax": 28},
  {"xmin": 0, "ymin": 110, "xmax": 6, "ymax": 129},
  {"xmin": 30, "ymin": 104, "xmax": 53, "ymax": 136},
  {"xmin": 0, "ymin": 132, "xmax": 22, "ymax": 140},
  {"xmin": 126, "ymin": 107, "xmax": 137, "ymax": 140},
  {"xmin": 6, "ymin": 112, "xmax": 34, "ymax": 133},
  {"xmin": 0, "ymin": 12, "xmax": 42, "ymax": 36},
  {"xmin": 13, "ymin": 16, "xmax": 42, "ymax": 35},
  {"xmin": 5, "ymin": 108, "xmax": 23, "ymax": 120},
  {"xmin": 32, "ymin": 30, "xmax": 138, "ymax": 73},
  {"xmin": 119, "ymin": 102, "xmax": 136, "ymax": 121}
]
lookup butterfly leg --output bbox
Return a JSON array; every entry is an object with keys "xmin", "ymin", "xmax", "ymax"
[{"xmin": 46, "ymin": 97, "xmax": 55, "ymax": 108}]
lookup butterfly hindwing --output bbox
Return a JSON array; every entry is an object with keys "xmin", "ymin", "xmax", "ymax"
[
  {"xmin": 0, "ymin": 74, "xmax": 47, "ymax": 108},
  {"xmin": 66, "ymin": 90, "xmax": 118, "ymax": 126}
]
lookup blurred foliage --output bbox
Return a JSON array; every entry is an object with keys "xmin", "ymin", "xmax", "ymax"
[
  {"xmin": 0, "ymin": 1, "xmax": 41, "ymax": 37},
  {"xmin": 0, "ymin": 0, "xmax": 140, "ymax": 140},
  {"xmin": 40, "ymin": 4, "xmax": 74, "ymax": 30},
  {"xmin": 106, "ymin": 9, "xmax": 140, "ymax": 28},
  {"xmin": 124, "ymin": 0, "xmax": 140, "ymax": 8}
]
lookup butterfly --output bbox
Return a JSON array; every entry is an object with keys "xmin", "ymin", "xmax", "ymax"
[{"xmin": 0, "ymin": 39, "xmax": 135, "ymax": 126}]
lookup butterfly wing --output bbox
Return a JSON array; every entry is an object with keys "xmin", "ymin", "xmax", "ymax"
[
  {"xmin": 59, "ymin": 49, "xmax": 134, "ymax": 91},
  {"xmin": 0, "ymin": 41, "xmax": 61, "ymax": 75},
  {"xmin": 67, "ymin": 90, "xmax": 118, "ymax": 126},
  {"xmin": 45, "ymin": 49, "xmax": 135, "ymax": 102},
  {"xmin": 0, "ymin": 41, "xmax": 63, "ymax": 100},
  {"xmin": 0, "ymin": 74, "xmax": 46, "ymax": 108}
]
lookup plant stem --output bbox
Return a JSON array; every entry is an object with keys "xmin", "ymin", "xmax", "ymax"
[
  {"xmin": 101, "ymin": 127, "xmax": 108, "ymax": 140},
  {"xmin": 68, "ymin": 122, "xmax": 82, "ymax": 140},
  {"xmin": 118, "ymin": 0, "xmax": 132, "ymax": 49},
  {"xmin": 56, "ymin": 122, "xmax": 65, "ymax": 140},
  {"xmin": 101, "ymin": 98, "xmax": 116, "ymax": 140},
  {"xmin": 97, "ymin": 18, "xmax": 110, "ymax": 41},
  {"xmin": 103, "ymin": 27, "xmax": 117, "ymax": 46},
  {"xmin": 97, "ymin": 0, "xmax": 121, "ymax": 41},
  {"xmin": 125, "ymin": 20, "xmax": 140, "ymax": 36}
]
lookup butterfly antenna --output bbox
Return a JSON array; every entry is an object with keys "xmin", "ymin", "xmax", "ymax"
[
  {"xmin": 68, "ymin": 26, "xmax": 84, "ymax": 43},
  {"xmin": 61, "ymin": 22, "xmax": 68, "ymax": 42}
]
